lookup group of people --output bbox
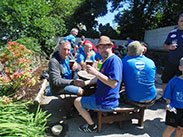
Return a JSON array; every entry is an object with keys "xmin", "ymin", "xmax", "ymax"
[{"xmin": 47, "ymin": 14, "xmax": 183, "ymax": 136}]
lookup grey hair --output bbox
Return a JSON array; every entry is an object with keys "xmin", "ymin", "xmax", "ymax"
[
  {"xmin": 71, "ymin": 28, "xmax": 78, "ymax": 33},
  {"xmin": 58, "ymin": 40, "xmax": 71, "ymax": 48}
]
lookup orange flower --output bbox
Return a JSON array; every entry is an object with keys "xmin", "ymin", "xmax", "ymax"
[
  {"xmin": 26, "ymin": 49, "xmax": 32, "ymax": 53},
  {"xmin": 7, "ymin": 45, "xmax": 12, "ymax": 49},
  {"xmin": 19, "ymin": 44, "xmax": 25, "ymax": 49}
]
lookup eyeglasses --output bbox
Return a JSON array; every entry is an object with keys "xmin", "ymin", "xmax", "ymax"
[{"xmin": 98, "ymin": 44, "xmax": 111, "ymax": 50}]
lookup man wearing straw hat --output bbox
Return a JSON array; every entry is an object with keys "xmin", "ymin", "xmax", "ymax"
[{"xmin": 74, "ymin": 36, "xmax": 122, "ymax": 133}]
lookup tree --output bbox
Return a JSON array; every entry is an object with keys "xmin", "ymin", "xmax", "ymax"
[
  {"xmin": 0, "ymin": 0, "xmax": 84, "ymax": 57},
  {"xmin": 108, "ymin": 0, "xmax": 183, "ymax": 40},
  {"xmin": 71, "ymin": 0, "xmax": 108, "ymax": 33},
  {"xmin": 99, "ymin": 23, "xmax": 118, "ymax": 39}
]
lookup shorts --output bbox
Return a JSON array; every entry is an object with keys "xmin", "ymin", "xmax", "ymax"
[
  {"xmin": 64, "ymin": 85, "xmax": 81, "ymax": 94},
  {"xmin": 81, "ymin": 95, "xmax": 115, "ymax": 111},
  {"xmin": 120, "ymin": 91, "xmax": 156, "ymax": 108},
  {"xmin": 161, "ymin": 61, "xmax": 181, "ymax": 83},
  {"xmin": 165, "ymin": 108, "xmax": 183, "ymax": 128}
]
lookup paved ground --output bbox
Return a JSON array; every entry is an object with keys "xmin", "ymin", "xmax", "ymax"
[{"xmin": 40, "ymin": 72, "xmax": 172, "ymax": 137}]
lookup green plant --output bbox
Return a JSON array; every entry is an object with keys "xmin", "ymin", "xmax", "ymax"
[
  {"xmin": 0, "ymin": 96, "xmax": 50, "ymax": 136},
  {"xmin": 16, "ymin": 37, "xmax": 42, "ymax": 53},
  {"xmin": 0, "ymin": 41, "xmax": 39, "ymax": 96}
]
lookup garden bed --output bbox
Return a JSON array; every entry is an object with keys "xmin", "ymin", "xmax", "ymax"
[{"xmin": 15, "ymin": 63, "xmax": 48, "ymax": 101}]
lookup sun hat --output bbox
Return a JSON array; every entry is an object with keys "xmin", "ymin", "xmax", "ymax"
[
  {"xmin": 96, "ymin": 36, "xmax": 113, "ymax": 48},
  {"xmin": 127, "ymin": 41, "xmax": 144, "ymax": 56},
  {"xmin": 180, "ymin": 57, "xmax": 183, "ymax": 66}
]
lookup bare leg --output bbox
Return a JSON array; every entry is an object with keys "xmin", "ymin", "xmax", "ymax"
[
  {"xmin": 163, "ymin": 126, "xmax": 175, "ymax": 137},
  {"xmin": 175, "ymin": 126, "xmax": 183, "ymax": 137},
  {"xmin": 74, "ymin": 97, "xmax": 94, "ymax": 125},
  {"xmin": 77, "ymin": 88, "xmax": 84, "ymax": 97}
]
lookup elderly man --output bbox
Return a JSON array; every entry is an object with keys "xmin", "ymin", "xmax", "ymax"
[
  {"xmin": 63, "ymin": 28, "xmax": 79, "ymax": 55},
  {"xmin": 77, "ymin": 40, "xmax": 96, "ymax": 70},
  {"xmin": 48, "ymin": 40, "xmax": 85, "ymax": 96},
  {"xmin": 74, "ymin": 36, "xmax": 122, "ymax": 133},
  {"xmin": 122, "ymin": 41, "xmax": 156, "ymax": 107}
]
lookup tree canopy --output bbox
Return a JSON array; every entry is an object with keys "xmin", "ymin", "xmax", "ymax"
[
  {"xmin": 108, "ymin": 0, "xmax": 183, "ymax": 40},
  {"xmin": 0, "ymin": 0, "xmax": 84, "ymax": 57}
]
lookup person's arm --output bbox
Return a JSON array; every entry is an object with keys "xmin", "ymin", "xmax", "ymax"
[
  {"xmin": 86, "ymin": 65, "xmax": 118, "ymax": 88},
  {"xmin": 49, "ymin": 59, "xmax": 74, "ymax": 88},
  {"xmin": 163, "ymin": 43, "xmax": 177, "ymax": 50},
  {"xmin": 84, "ymin": 77, "xmax": 98, "ymax": 86}
]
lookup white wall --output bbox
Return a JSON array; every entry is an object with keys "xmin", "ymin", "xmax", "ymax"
[
  {"xmin": 144, "ymin": 25, "xmax": 177, "ymax": 50},
  {"xmin": 55, "ymin": 37, "xmax": 127, "ymax": 48},
  {"xmin": 54, "ymin": 25, "xmax": 178, "ymax": 50}
]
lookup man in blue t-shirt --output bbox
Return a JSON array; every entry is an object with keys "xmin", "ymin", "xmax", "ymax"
[
  {"xmin": 63, "ymin": 28, "xmax": 78, "ymax": 55},
  {"xmin": 161, "ymin": 14, "xmax": 183, "ymax": 92},
  {"xmin": 77, "ymin": 40, "xmax": 96, "ymax": 70},
  {"xmin": 74, "ymin": 36, "xmax": 122, "ymax": 133},
  {"xmin": 122, "ymin": 41, "xmax": 156, "ymax": 107},
  {"xmin": 162, "ymin": 57, "xmax": 183, "ymax": 137}
]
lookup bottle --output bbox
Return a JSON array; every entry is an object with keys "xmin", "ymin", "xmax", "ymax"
[{"xmin": 168, "ymin": 104, "xmax": 177, "ymax": 114}]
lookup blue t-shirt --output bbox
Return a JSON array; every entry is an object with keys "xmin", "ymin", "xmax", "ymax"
[
  {"xmin": 164, "ymin": 29, "xmax": 183, "ymax": 65},
  {"xmin": 122, "ymin": 55, "xmax": 156, "ymax": 102},
  {"xmin": 57, "ymin": 52, "xmax": 72, "ymax": 79},
  {"xmin": 77, "ymin": 46, "xmax": 84, "ymax": 54},
  {"xmin": 95, "ymin": 52, "xmax": 103, "ymax": 61},
  {"xmin": 63, "ymin": 34, "xmax": 76, "ymax": 54},
  {"xmin": 77, "ymin": 50, "xmax": 96, "ymax": 63},
  {"xmin": 94, "ymin": 54, "xmax": 122, "ymax": 109},
  {"xmin": 163, "ymin": 76, "xmax": 183, "ymax": 109}
]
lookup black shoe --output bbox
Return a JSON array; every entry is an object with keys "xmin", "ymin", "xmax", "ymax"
[{"xmin": 79, "ymin": 123, "xmax": 97, "ymax": 133}]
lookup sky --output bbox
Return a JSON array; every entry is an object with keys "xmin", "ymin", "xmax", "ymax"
[
  {"xmin": 97, "ymin": 2, "xmax": 129, "ymax": 29},
  {"xmin": 97, "ymin": 2, "xmax": 118, "ymax": 28}
]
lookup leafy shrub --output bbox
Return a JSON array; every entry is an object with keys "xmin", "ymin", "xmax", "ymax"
[
  {"xmin": 0, "ymin": 96, "xmax": 49, "ymax": 136},
  {"xmin": 0, "ymin": 41, "xmax": 39, "ymax": 96},
  {"xmin": 16, "ymin": 37, "xmax": 42, "ymax": 53}
]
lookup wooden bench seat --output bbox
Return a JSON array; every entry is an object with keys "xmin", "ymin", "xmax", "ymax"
[{"xmin": 95, "ymin": 103, "xmax": 145, "ymax": 132}]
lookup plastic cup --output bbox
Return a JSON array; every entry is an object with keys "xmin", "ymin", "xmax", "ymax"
[
  {"xmin": 98, "ymin": 62, "xmax": 102, "ymax": 70},
  {"xmin": 69, "ymin": 60, "xmax": 75, "ymax": 70},
  {"xmin": 86, "ymin": 60, "xmax": 93, "ymax": 66},
  {"xmin": 51, "ymin": 125, "xmax": 63, "ymax": 136}
]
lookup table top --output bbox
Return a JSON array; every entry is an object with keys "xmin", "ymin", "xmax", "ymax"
[{"xmin": 78, "ymin": 70, "xmax": 96, "ymax": 80}]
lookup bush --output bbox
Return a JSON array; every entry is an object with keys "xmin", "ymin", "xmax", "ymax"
[
  {"xmin": 0, "ymin": 41, "xmax": 39, "ymax": 96},
  {"xmin": 16, "ymin": 37, "xmax": 42, "ymax": 54}
]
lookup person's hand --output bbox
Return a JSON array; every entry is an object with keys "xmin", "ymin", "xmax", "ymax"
[
  {"xmin": 86, "ymin": 51, "xmax": 93, "ymax": 59},
  {"xmin": 74, "ymin": 79, "xmax": 85, "ymax": 87},
  {"xmin": 86, "ymin": 65, "xmax": 99, "ymax": 76},
  {"xmin": 72, "ymin": 62, "xmax": 78, "ymax": 71},
  {"xmin": 169, "ymin": 44, "xmax": 177, "ymax": 50}
]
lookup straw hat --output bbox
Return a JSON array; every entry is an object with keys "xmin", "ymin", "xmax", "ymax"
[
  {"xmin": 96, "ymin": 36, "xmax": 113, "ymax": 48},
  {"xmin": 127, "ymin": 41, "xmax": 144, "ymax": 56}
]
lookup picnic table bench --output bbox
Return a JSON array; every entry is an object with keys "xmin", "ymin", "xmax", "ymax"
[{"xmin": 95, "ymin": 102, "xmax": 145, "ymax": 132}]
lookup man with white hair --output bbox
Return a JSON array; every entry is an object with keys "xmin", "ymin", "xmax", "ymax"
[
  {"xmin": 63, "ymin": 28, "xmax": 79, "ymax": 55},
  {"xmin": 49, "ymin": 40, "xmax": 84, "ymax": 96}
]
